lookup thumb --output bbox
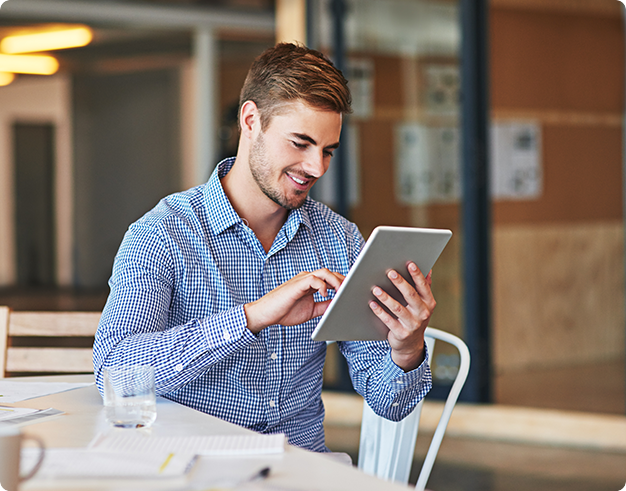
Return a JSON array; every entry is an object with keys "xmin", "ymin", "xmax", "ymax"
[{"xmin": 311, "ymin": 299, "xmax": 332, "ymax": 319}]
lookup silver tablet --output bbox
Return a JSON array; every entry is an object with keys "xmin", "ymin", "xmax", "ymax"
[{"xmin": 311, "ymin": 226, "xmax": 452, "ymax": 342}]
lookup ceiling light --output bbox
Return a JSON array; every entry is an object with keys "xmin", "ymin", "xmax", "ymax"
[
  {"xmin": 0, "ymin": 26, "xmax": 93, "ymax": 54},
  {"xmin": 0, "ymin": 72, "xmax": 15, "ymax": 86},
  {"xmin": 0, "ymin": 54, "xmax": 58, "ymax": 75}
]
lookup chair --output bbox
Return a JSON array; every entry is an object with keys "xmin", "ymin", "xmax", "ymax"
[
  {"xmin": 0, "ymin": 306, "xmax": 101, "ymax": 377},
  {"xmin": 357, "ymin": 327, "xmax": 470, "ymax": 490}
]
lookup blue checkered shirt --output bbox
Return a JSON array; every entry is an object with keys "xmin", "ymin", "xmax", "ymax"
[{"xmin": 93, "ymin": 158, "xmax": 432, "ymax": 452}]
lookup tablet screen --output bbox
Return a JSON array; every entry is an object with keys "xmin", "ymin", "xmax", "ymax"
[{"xmin": 311, "ymin": 226, "xmax": 452, "ymax": 341}]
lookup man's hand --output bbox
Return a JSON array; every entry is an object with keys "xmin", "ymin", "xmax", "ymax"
[
  {"xmin": 244, "ymin": 268, "xmax": 345, "ymax": 334},
  {"xmin": 368, "ymin": 262, "xmax": 435, "ymax": 372}
]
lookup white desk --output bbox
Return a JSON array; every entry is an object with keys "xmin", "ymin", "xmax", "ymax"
[{"xmin": 6, "ymin": 375, "xmax": 411, "ymax": 491}]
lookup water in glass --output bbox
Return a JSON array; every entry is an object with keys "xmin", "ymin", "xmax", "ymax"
[{"xmin": 103, "ymin": 365, "xmax": 157, "ymax": 428}]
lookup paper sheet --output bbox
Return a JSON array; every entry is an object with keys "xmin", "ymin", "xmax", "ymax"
[
  {"xmin": 0, "ymin": 407, "xmax": 64, "ymax": 426},
  {"xmin": 21, "ymin": 447, "xmax": 195, "ymax": 479},
  {"xmin": 91, "ymin": 432, "xmax": 285, "ymax": 456},
  {"xmin": 0, "ymin": 405, "xmax": 38, "ymax": 421},
  {"xmin": 0, "ymin": 381, "xmax": 94, "ymax": 403}
]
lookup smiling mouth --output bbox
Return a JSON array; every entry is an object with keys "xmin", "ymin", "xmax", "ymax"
[{"xmin": 287, "ymin": 173, "xmax": 311, "ymax": 188}]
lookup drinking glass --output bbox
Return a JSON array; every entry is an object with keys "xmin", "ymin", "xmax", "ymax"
[{"xmin": 103, "ymin": 365, "xmax": 157, "ymax": 428}]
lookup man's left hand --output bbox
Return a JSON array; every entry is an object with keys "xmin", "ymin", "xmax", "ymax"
[{"xmin": 368, "ymin": 262, "xmax": 435, "ymax": 372}]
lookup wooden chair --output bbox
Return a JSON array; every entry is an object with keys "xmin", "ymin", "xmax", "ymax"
[{"xmin": 0, "ymin": 306, "xmax": 101, "ymax": 377}]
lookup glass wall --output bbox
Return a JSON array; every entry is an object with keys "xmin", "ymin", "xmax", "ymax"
[
  {"xmin": 314, "ymin": 0, "xmax": 625, "ymax": 415},
  {"xmin": 309, "ymin": 0, "xmax": 464, "ymax": 394}
]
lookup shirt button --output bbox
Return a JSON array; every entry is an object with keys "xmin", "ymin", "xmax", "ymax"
[
  {"xmin": 392, "ymin": 403, "xmax": 400, "ymax": 407},
  {"xmin": 396, "ymin": 380, "xmax": 404, "ymax": 384},
  {"xmin": 270, "ymin": 353, "xmax": 278, "ymax": 360},
  {"xmin": 174, "ymin": 363, "xmax": 184, "ymax": 372},
  {"xmin": 223, "ymin": 330, "xmax": 231, "ymax": 341},
  {"xmin": 269, "ymin": 400, "xmax": 276, "ymax": 408}
]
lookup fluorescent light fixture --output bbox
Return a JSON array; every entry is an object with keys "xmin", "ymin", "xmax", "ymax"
[
  {"xmin": 0, "ymin": 72, "xmax": 15, "ymax": 86},
  {"xmin": 0, "ymin": 54, "xmax": 59, "ymax": 75},
  {"xmin": 0, "ymin": 26, "xmax": 93, "ymax": 54}
]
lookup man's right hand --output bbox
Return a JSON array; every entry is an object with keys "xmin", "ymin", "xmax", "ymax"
[{"xmin": 244, "ymin": 268, "xmax": 344, "ymax": 334}]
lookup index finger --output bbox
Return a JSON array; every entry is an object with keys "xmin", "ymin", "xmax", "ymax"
[{"xmin": 312, "ymin": 268, "xmax": 345, "ymax": 291}]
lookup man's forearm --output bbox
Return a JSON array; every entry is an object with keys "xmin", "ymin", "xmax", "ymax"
[{"xmin": 94, "ymin": 304, "xmax": 255, "ymax": 396}]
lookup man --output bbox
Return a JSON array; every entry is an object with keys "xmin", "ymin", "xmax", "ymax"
[{"xmin": 93, "ymin": 43, "xmax": 434, "ymax": 452}]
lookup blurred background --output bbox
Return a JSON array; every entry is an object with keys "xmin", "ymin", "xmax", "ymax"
[{"xmin": 0, "ymin": 0, "xmax": 624, "ymax": 489}]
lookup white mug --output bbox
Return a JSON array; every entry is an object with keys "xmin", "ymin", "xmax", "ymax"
[{"xmin": 0, "ymin": 424, "xmax": 45, "ymax": 491}]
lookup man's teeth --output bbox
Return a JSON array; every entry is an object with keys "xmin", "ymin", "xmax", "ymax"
[{"xmin": 291, "ymin": 176, "xmax": 306, "ymax": 185}]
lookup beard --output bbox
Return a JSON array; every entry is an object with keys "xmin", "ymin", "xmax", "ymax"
[{"xmin": 249, "ymin": 131, "xmax": 309, "ymax": 211}]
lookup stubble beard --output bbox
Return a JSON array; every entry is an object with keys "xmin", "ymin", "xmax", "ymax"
[{"xmin": 249, "ymin": 132, "xmax": 308, "ymax": 211}]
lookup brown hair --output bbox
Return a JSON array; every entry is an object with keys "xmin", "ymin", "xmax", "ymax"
[{"xmin": 239, "ymin": 42, "xmax": 352, "ymax": 130}]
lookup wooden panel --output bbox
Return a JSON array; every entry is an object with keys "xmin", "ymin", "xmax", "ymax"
[
  {"xmin": 0, "ymin": 306, "xmax": 8, "ymax": 375},
  {"xmin": 350, "ymin": 121, "xmax": 410, "ymax": 236},
  {"xmin": 372, "ymin": 55, "xmax": 404, "ymax": 110},
  {"xmin": 6, "ymin": 347, "xmax": 94, "ymax": 373},
  {"xmin": 275, "ymin": 0, "xmax": 306, "ymax": 44},
  {"xmin": 493, "ymin": 124, "xmax": 623, "ymax": 224},
  {"xmin": 492, "ymin": 109, "xmax": 622, "ymax": 127},
  {"xmin": 8, "ymin": 312, "xmax": 101, "ymax": 337},
  {"xmin": 491, "ymin": 8, "xmax": 624, "ymax": 113},
  {"xmin": 491, "ymin": 0, "xmax": 622, "ymax": 17},
  {"xmin": 492, "ymin": 221, "xmax": 625, "ymax": 373},
  {"xmin": 495, "ymin": 359, "xmax": 625, "ymax": 413},
  {"xmin": 491, "ymin": 6, "xmax": 624, "ymax": 226}
]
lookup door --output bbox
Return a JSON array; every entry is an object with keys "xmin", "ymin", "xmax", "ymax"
[{"xmin": 13, "ymin": 122, "xmax": 56, "ymax": 287}]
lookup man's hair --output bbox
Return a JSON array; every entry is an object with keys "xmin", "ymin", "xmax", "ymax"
[{"xmin": 239, "ymin": 42, "xmax": 352, "ymax": 130}]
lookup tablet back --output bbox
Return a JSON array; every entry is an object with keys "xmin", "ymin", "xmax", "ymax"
[{"xmin": 311, "ymin": 226, "xmax": 452, "ymax": 341}]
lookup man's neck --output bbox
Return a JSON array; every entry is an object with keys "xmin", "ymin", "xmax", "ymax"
[{"xmin": 221, "ymin": 157, "xmax": 288, "ymax": 253}]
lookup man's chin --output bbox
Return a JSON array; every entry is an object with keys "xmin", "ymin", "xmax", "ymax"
[
  {"xmin": 283, "ymin": 197, "xmax": 307, "ymax": 211},
  {"xmin": 279, "ymin": 193, "xmax": 308, "ymax": 211},
  {"xmin": 262, "ymin": 185, "xmax": 309, "ymax": 211}
]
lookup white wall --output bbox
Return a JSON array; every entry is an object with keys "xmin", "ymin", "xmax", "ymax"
[{"xmin": 0, "ymin": 75, "xmax": 73, "ymax": 286}]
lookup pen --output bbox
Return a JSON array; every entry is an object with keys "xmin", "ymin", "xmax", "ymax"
[{"xmin": 249, "ymin": 466, "xmax": 271, "ymax": 482}]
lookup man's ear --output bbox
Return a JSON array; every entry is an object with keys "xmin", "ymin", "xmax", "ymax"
[{"xmin": 240, "ymin": 100, "xmax": 260, "ymax": 139}]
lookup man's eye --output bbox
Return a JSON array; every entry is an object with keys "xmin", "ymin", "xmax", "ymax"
[
  {"xmin": 292, "ymin": 141, "xmax": 307, "ymax": 149},
  {"xmin": 324, "ymin": 150, "xmax": 334, "ymax": 158}
]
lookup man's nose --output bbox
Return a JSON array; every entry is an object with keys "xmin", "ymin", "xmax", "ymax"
[{"xmin": 303, "ymin": 150, "xmax": 327, "ymax": 178}]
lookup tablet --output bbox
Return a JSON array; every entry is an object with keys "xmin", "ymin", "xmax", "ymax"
[{"xmin": 310, "ymin": 226, "xmax": 452, "ymax": 342}]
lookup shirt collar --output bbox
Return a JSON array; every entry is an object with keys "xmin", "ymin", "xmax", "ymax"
[
  {"xmin": 204, "ymin": 157, "xmax": 314, "ymax": 237},
  {"xmin": 205, "ymin": 158, "xmax": 242, "ymax": 235}
]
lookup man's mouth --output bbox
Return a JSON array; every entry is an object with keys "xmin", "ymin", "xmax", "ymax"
[{"xmin": 287, "ymin": 173, "xmax": 311, "ymax": 189}]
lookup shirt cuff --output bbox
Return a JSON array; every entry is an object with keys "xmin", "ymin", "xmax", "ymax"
[
  {"xmin": 382, "ymin": 343, "xmax": 431, "ymax": 392},
  {"xmin": 201, "ymin": 305, "xmax": 256, "ymax": 354},
  {"xmin": 156, "ymin": 306, "xmax": 256, "ymax": 389}
]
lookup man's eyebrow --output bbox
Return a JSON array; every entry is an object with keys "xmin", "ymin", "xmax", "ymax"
[{"xmin": 292, "ymin": 133, "xmax": 340, "ymax": 149}]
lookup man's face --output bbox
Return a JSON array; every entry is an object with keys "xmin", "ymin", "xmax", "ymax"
[{"xmin": 248, "ymin": 101, "xmax": 342, "ymax": 210}]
